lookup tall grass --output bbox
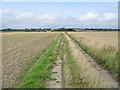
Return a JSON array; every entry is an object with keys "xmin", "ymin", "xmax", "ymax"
[
  {"xmin": 68, "ymin": 34, "xmax": 118, "ymax": 79},
  {"xmin": 17, "ymin": 34, "xmax": 61, "ymax": 88},
  {"xmin": 61, "ymin": 34, "xmax": 104, "ymax": 88}
]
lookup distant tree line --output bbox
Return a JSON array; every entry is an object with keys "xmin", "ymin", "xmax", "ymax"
[
  {"xmin": 1, "ymin": 28, "xmax": 24, "ymax": 32},
  {"xmin": 53, "ymin": 28, "xmax": 76, "ymax": 32},
  {"xmin": 1, "ymin": 28, "xmax": 52, "ymax": 32},
  {"xmin": 84, "ymin": 28, "xmax": 119, "ymax": 31},
  {"xmin": 1, "ymin": 28, "xmax": 76, "ymax": 32},
  {"xmin": 1, "ymin": 28, "xmax": 119, "ymax": 32}
]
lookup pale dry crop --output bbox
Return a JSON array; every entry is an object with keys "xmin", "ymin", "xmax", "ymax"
[
  {"xmin": 2, "ymin": 32, "xmax": 58, "ymax": 88},
  {"xmin": 68, "ymin": 31, "xmax": 118, "ymax": 80},
  {"xmin": 68, "ymin": 31, "xmax": 118, "ymax": 49}
]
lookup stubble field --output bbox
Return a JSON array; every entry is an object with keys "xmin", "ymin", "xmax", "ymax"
[{"xmin": 2, "ymin": 32, "xmax": 58, "ymax": 88}]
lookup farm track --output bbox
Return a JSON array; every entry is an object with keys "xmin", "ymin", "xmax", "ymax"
[
  {"xmin": 47, "ymin": 36, "xmax": 64, "ymax": 88},
  {"xmin": 2, "ymin": 32, "xmax": 58, "ymax": 88},
  {"xmin": 47, "ymin": 57, "xmax": 62, "ymax": 88},
  {"xmin": 65, "ymin": 33, "xmax": 118, "ymax": 88}
]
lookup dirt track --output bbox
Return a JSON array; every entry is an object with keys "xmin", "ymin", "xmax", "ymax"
[
  {"xmin": 65, "ymin": 33, "xmax": 118, "ymax": 88},
  {"xmin": 47, "ymin": 57, "xmax": 62, "ymax": 88}
]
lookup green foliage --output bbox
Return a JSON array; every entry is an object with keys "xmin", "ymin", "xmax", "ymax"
[
  {"xmin": 53, "ymin": 28, "xmax": 76, "ymax": 32},
  {"xmin": 1, "ymin": 28, "xmax": 118, "ymax": 32}
]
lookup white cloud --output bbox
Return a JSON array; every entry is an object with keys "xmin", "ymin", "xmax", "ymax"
[
  {"xmin": 78, "ymin": 12, "xmax": 98, "ymax": 21},
  {"xmin": 103, "ymin": 13, "xmax": 117, "ymax": 20},
  {"xmin": 15, "ymin": 12, "xmax": 34, "ymax": 19},
  {"xmin": 77, "ymin": 12, "xmax": 117, "ymax": 28},
  {"xmin": 78, "ymin": 12, "xmax": 117, "ymax": 22},
  {"xmin": 40, "ymin": 14, "xmax": 57, "ymax": 20},
  {"xmin": 2, "ymin": 10, "xmax": 118, "ymax": 29},
  {"xmin": 15, "ymin": 13, "xmax": 57, "ymax": 21}
]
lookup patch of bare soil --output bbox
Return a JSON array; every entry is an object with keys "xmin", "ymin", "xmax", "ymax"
[
  {"xmin": 47, "ymin": 57, "xmax": 62, "ymax": 88},
  {"xmin": 2, "ymin": 33, "xmax": 58, "ymax": 88},
  {"xmin": 65, "ymin": 33, "xmax": 118, "ymax": 88}
]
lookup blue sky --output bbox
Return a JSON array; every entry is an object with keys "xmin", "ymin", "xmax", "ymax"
[{"xmin": 1, "ymin": 2, "xmax": 118, "ymax": 29}]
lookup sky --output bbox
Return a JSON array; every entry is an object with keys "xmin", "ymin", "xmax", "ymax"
[
  {"xmin": 2, "ymin": 0, "xmax": 119, "ymax": 2},
  {"xmin": 1, "ymin": 1, "xmax": 118, "ymax": 29}
]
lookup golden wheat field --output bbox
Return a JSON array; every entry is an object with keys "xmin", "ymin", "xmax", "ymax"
[
  {"xmin": 68, "ymin": 31, "xmax": 118, "ymax": 49},
  {"xmin": 2, "ymin": 32, "xmax": 58, "ymax": 88}
]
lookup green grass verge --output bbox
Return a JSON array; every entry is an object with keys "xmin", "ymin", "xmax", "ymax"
[
  {"xmin": 68, "ymin": 33, "xmax": 118, "ymax": 79},
  {"xmin": 17, "ymin": 34, "xmax": 61, "ymax": 88}
]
